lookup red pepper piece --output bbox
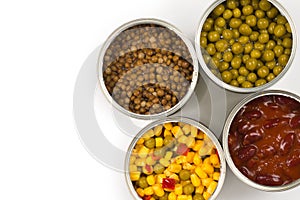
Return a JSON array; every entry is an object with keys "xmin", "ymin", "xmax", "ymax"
[
  {"xmin": 176, "ymin": 143, "xmax": 189, "ymax": 156},
  {"xmin": 143, "ymin": 195, "xmax": 151, "ymax": 200},
  {"xmin": 145, "ymin": 164, "xmax": 151, "ymax": 173},
  {"xmin": 151, "ymin": 154, "xmax": 161, "ymax": 161},
  {"xmin": 162, "ymin": 178, "xmax": 176, "ymax": 190}
]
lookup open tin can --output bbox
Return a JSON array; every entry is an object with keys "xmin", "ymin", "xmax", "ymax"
[{"xmin": 125, "ymin": 117, "xmax": 226, "ymax": 199}]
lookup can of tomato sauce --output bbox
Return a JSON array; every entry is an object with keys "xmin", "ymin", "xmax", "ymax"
[{"xmin": 223, "ymin": 90, "xmax": 300, "ymax": 191}]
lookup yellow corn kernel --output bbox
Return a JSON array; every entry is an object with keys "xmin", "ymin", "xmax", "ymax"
[
  {"xmin": 172, "ymin": 126, "xmax": 184, "ymax": 138},
  {"xmin": 177, "ymin": 195, "xmax": 188, "ymax": 200},
  {"xmin": 187, "ymin": 195, "xmax": 192, "ymax": 200},
  {"xmin": 159, "ymin": 158, "xmax": 170, "ymax": 167},
  {"xmin": 143, "ymin": 129, "xmax": 155, "ymax": 140},
  {"xmin": 155, "ymin": 137, "xmax": 163, "ymax": 147},
  {"xmin": 182, "ymin": 163, "xmax": 195, "ymax": 170},
  {"xmin": 174, "ymin": 184, "xmax": 183, "ymax": 195},
  {"xmin": 130, "ymin": 156, "xmax": 136, "ymax": 164},
  {"xmin": 136, "ymin": 188, "xmax": 144, "ymax": 197},
  {"xmin": 143, "ymin": 165, "xmax": 153, "ymax": 175},
  {"xmin": 152, "ymin": 184, "xmax": 165, "ymax": 197},
  {"xmin": 178, "ymin": 135, "xmax": 188, "ymax": 143},
  {"xmin": 203, "ymin": 157, "xmax": 211, "ymax": 165},
  {"xmin": 210, "ymin": 154, "xmax": 220, "ymax": 167},
  {"xmin": 164, "ymin": 123, "xmax": 173, "ymax": 130},
  {"xmin": 138, "ymin": 146, "xmax": 150, "ymax": 158},
  {"xmin": 207, "ymin": 181, "xmax": 218, "ymax": 194},
  {"xmin": 146, "ymin": 175, "xmax": 156, "ymax": 186},
  {"xmin": 181, "ymin": 180, "xmax": 192, "ymax": 187},
  {"xmin": 129, "ymin": 165, "xmax": 137, "ymax": 172},
  {"xmin": 169, "ymin": 173, "xmax": 180, "ymax": 181},
  {"xmin": 202, "ymin": 163, "xmax": 214, "ymax": 175},
  {"xmin": 168, "ymin": 163, "xmax": 182, "ymax": 173},
  {"xmin": 182, "ymin": 124, "xmax": 191, "ymax": 135},
  {"xmin": 195, "ymin": 166, "xmax": 208, "ymax": 179},
  {"xmin": 186, "ymin": 152, "xmax": 195, "ymax": 163},
  {"xmin": 130, "ymin": 171, "xmax": 141, "ymax": 181},
  {"xmin": 144, "ymin": 186, "xmax": 154, "ymax": 196},
  {"xmin": 193, "ymin": 153, "xmax": 202, "ymax": 166},
  {"xmin": 192, "ymin": 140, "xmax": 204, "ymax": 152},
  {"xmin": 176, "ymin": 156, "xmax": 187, "ymax": 164},
  {"xmin": 190, "ymin": 126, "xmax": 198, "ymax": 137},
  {"xmin": 186, "ymin": 136, "xmax": 195, "ymax": 148},
  {"xmin": 165, "ymin": 151, "xmax": 173, "ymax": 160},
  {"xmin": 164, "ymin": 169, "xmax": 173, "ymax": 177},
  {"xmin": 156, "ymin": 174, "xmax": 166, "ymax": 184},
  {"xmin": 195, "ymin": 185, "xmax": 204, "ymax": 194},
  {"xmin": 146, "ymin": 156, "xmax": 156, "ymax": 166},
  {"xmin": 190, "ymin": 174, "xmax": 201, "ymax": 187},
  {"xmin": 203, "ymin": 191, "xmax": 211, "ymax": 200},
  {"xmin": 150, "ymin": 198, "xmax": 155, "ymax": 200},
  {"xmin": 154, "ymin": 125, "xmax": 163, "ymax": 136},
  {"xmin": 197, "ymin": 131, "xmax": 204, "ymax": 139},
  {"xmin": 168, "ymin": 192, "xmax": 177, "ymax": 200},
  {"xmin": 202, "ymin": 178, "xmax": 213, "ymax": 187},
  {"xmin": 213, "ymin": 172, "xmax": 220, "ymax": 181},
  {"xmin": 137, "ymin": 138, "xmax": 145, "ymax": 145},
  {"xmin": 164, "ymin": 129, "xmax": 172, "ymax": 137},
  {"xmin": 135, "ymin": 158, "xmax": 146, "ymax": 167}
]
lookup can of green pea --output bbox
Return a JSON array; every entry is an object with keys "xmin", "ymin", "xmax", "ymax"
[
  {"xmin": 125, "ymin": 117, "xmax": 226, "ymax": 200},
  {"xmin": 195, "ymin": 0, "xmax": 297, "ymax": 93},
  {"xmin": 223, "ymin": 90, "xmax": 300, "ymax": 191},
  {"xmin": 98, "ymin": 18, "xmax": 199, "ymax": 120}
]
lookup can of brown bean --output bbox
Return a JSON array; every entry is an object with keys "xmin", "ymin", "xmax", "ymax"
[
  {"xmin": 125, "ymin": 116, "xmax": 226, "ymax": 200},
  {"xmin": 98, "ymin": 18, "xmax": 199, "ymax": 119},
  {"xmin": 223, "ymin": 90, "xmax": 300, "ymax": 191},
  {"xmin": 195, "ymin": 0, "xmax": 297, "ymax": 93}
]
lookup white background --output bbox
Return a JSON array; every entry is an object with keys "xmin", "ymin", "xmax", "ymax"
[{"xmin": 1, "ymin": 0, "xmax": 300, "ymax": 199}]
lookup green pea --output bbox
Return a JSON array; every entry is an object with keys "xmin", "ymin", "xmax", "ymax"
[
  {"xmin": 258, "ymin": 33, "xmax": 269, "ymax": 44},
  {"xmin": 282, "ymin": 37, "xmax": 292, "ymax": 48},
  {"xmin": 145, "ymin": 138, "xmax": 155, "ymax": 149},
  {"xmin": 244, "ymin": 43, "xmax": 253, "ymax": 54},
  {"xmin": 268, "ymin": 22, "xmax": 276, "ymax": 34},
  {"xmin": 267, "ymin": 7, "xmax": 278, "ymax": 19},
  {"xmin": 213, "ymin": 4, "xmax": 225, "ymax": 16},
  {"xmin": 232, "ymin": 29, "xmax": 240, "ymax": 39},
  {"xmin": 257, "ymin": 60, "xmax": 264, "ymax": 69},
  {"xmin": 214, "ymin": 52, "xmax": 223, "ymax": 60},
  {"xmin": 242, "ymin": 54, "xmax": 250, "ymax": 64},
  {"xmin": 231, "ymin": 56, "xmax": 242, "ymax": 69},
  {"xmin": 266, "ymin": 61, "xmax": 276, "ymax": 70},
  {"xmin": 239, "ymin": 66, "xmax": 249, "ymax": 76},
  {"xmin": 237, "ymin": 75, "xmax": 246, "ymax": 84},
  {"xmin": 242, "ymin": 5, "xmax": 254, "ymax": 16},
  {"xmin": 215, "ymin": 39, "xmax": 229, "ymax": 52},
  {"xmin": 278, "ymin": 54, "xmax": 289, "ymax": 66},
  {"xmin": 241, "ymin": 0, "xmax": 251, "ymax": 6},
  {"xmin": 208, "ymin": 31, "xmax": 220, "ymax": 42},
  {"xmin": 266, "ymin": 73, "xmax": 275, "ymax": 82},
  {"xmin": 202, "ymin": 22, "xmax": 212, "ymax": 32},
  {"xmin": 201, "ymin": 31, "xmax": 208, "ymax": 37},
  {"xmin": 193, "ymin": 193, "xmax": 205, "ymax": 200},
  {"xmin": 232, "ymin": 42, "xmax": 244, "ymax": 54},
  {"xmin": 252, "ymin": 0, "xmax": 259, "ymax": 9},
  {"xmin": 138, "ymin": 177, "xmax": 149, "ymax": 189},
  {"xmin": 273, "ymin": 65, "xmax": 283, "ymax": 76},
  {"xmin": 222, "ymin": 71, "xmax": 233, "ymax": 83},
  {"xmin": 285, "ymin": 48, "xmax": 291, "ymax": 55},
  {"xmin": 154, "ymin": 163, "xmax": 165, "ymax": 174},
  {"xmin": 274, "ymin": 45, "xmax": 284, "ymax": 57},
  {"xmin": 239, "ymin": 36, "xmax": 250, "ymax": 44},
  {"xmin": 250, "ymin": 31, "xmax": 259, "ymax": 41},
  {"xmin": 215, "ymin": 17, "xmax": 226, "ymax": 27},
  {"xmin": 223, "ymin": 9, "xmax": 233, "ymax": 19},
  {"xmin": 183, "ymin": 184, "xmax": 195, "ymax": 195},
  {"xmin": 246, "ymin": 58, "xmax": 258, "ymax": 71},
  {"xmin": 230, "ymin": 69, "xmax": 239, "ymax": 79},
  {"xmin": 222, "ymin": 29, "xmax": 233, "ymax": 40},
  {"xmin": 159, "ymin": 193, "xmax": 169, "ymax": 200},
  {"xmin": 274, "ymin": 25, "xmax": 286, "ymax": 37},
  {"xmin": 229, "ymin": 18, "xmax": 242, "ymax": 29},
  {"xmin": 239, "ymin": 24, "xmax": 252, "ymax": 36},
  {"xmin": 206, "ymin": 43, "xmax": 216, "ymax": 55},
  {"xmin": 219, "ymin": 62, "xmax": 230, "ymax": 72},
  {"xmin": 227, "ymin": 0, "xmax": 237, "ymax": 9},
  {"xmin": 230, "ymin": 79, "xmax": 239, "ymax": 87},
  {"xmin": 259, "ymin": 0, "xmax": 271, "ymax": 11},
  {"xmin": 255, "ymin": 10, "xmax": 265, "ymax": 18},
  {"xmin": 233, "ymin": 8, "xmax": 242, "ymax": 18},
  {"xmin": 179, "ymin": 170, "xmax": 191, "ymax": 181},
  {"xmin": 263, "ymin": 50, "xmax": 275, "ymax": 62},
  {"xmin": 250, "ymin": 49, "xmax": 261, "ymax": 59},
  {"xmin": 254, "ymin": 42, "xmax": 265, "ymax": 51},
  {"xmin": 255, "ymin": 79, "xmax": 267, "ymax": 87},
  {"xmin": 257, "ymin": 18, "xmax": 269, "ymax": 29},
  {"xmin": 223, "ymin": 51, "xmax": 233, "ymax": 62},
  {"xmin": 277, "ymin": 15, "xmax": 288, "ymax": 25},
  {"xmin": 257, "ymin": 66, "xmax": 270, "ymax": 78},
  {"xmin": 246, "ymin": 15, "xmax": 257, "ymax": 27},
  {"xmin": 247, "ymin": 72, "xmax": 257, "ymax": 83},
  {"xmin": 265, "ymin": 40, "xmax": 276, "ymax": 50},
  {"xmin": 200, "ymin": 37, "xmax": 207, "ymax": 48},
  {"xmin": 285, "ymin": 23, "xmax": 292, "ymax": 33},
  {"xmin": 242, "ymin": 81, "xmax": 253, "ymax": 88}
]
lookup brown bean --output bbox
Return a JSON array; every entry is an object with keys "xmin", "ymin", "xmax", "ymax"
[
  {"xmin": 243, "ymin": 130, "xmax": 263, "ymax": 145},
  {"xmin": 286, "ymin": 150, "xmax": 300, "ymax": 167},
  {"xmin": 238, "ymin": 145, "xmax": 257, "ymax": 162},
  {"xmin": 244, "ymin": 110, "xmax": 262, "ymax": 120},
  {"xmin": 258, "ymin": 145, "xmax": 276, "ymax": 158},
  {"xmin": 263, "ymin": 118, "xmax": 280, "ymax": 129},
  {"xmin": 280, "ymin": 133, "xmax": 295, "ymax": 155},
  {"xmin": 290, "ymin": 116, "xmax": 300, "ymax": 128},
  {"xmin": 256, "ymin": 174, "xmax": 283, "ymax": 186},
  {"xmin": 240, "ymin": 166, "xmax": 256, "ymax": 179}
]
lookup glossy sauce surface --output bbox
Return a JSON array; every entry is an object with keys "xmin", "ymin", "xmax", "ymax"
[{"xmin": 229, "ymin": 95, "xmax": 300, "ymax": 186}]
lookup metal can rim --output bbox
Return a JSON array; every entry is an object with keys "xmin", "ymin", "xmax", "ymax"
[
  {"xmin": 125, "ymin": 116, "xmax": 226, "ymax": 200},
  {"xmin": 222, "ymin": 89, "xmax": 300, "ymax": 191},
  {"xmin": 194, "ymin": 0, "xmax": 297, "ymax": 93},
  {"xmin": 98, "ymin": 18, "xmax": 199, "ymax": 120}
]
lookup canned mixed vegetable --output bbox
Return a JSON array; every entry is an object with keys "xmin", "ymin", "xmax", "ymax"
[{"xmin": 127, "ymin": 119, "xmax": 225, "ymax": 200}]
